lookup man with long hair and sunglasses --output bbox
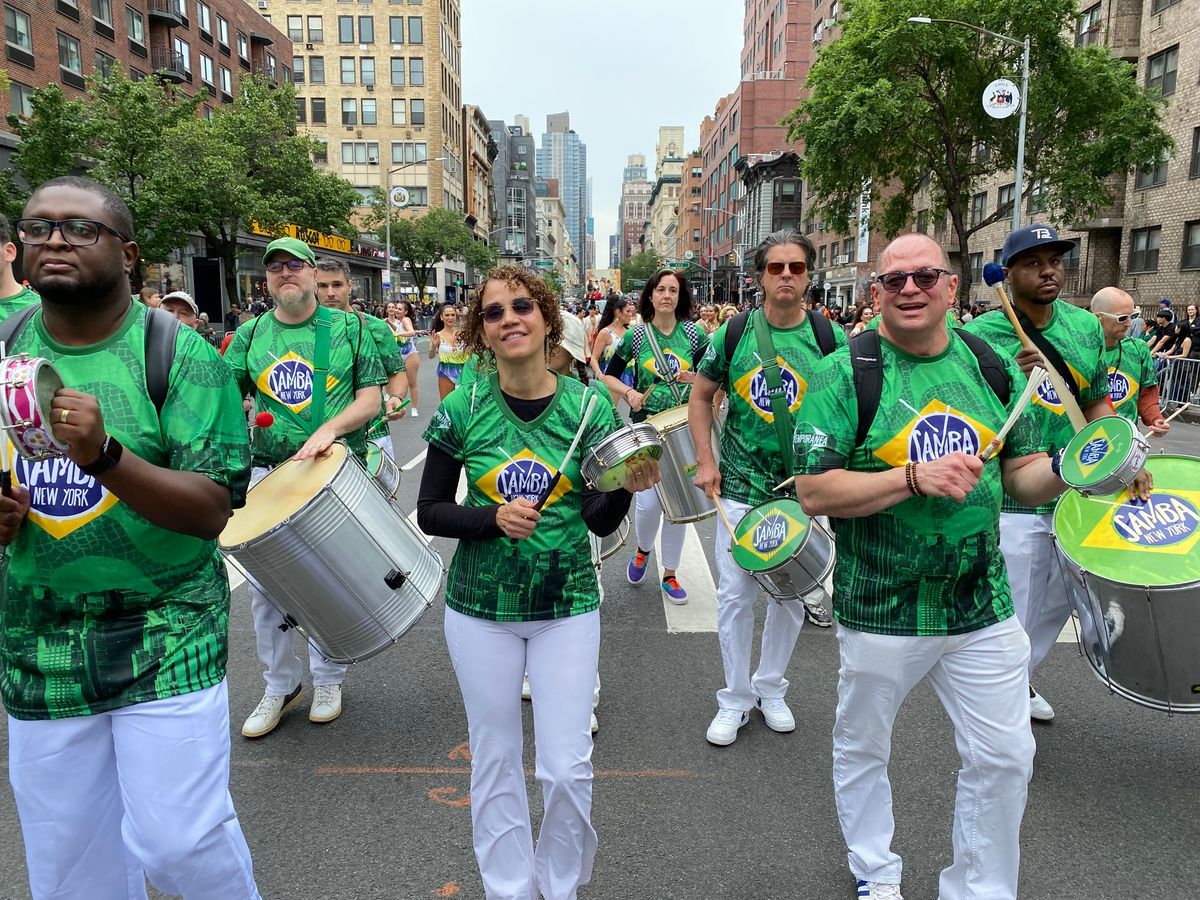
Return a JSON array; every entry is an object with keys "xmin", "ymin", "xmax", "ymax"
[
  {"xmin": 224, "ymin": 237, "xmax": 386, "ymax": 737},
  {"xmin": 1091, "ymin": 286, "xmax": 1169, "ymax": 436},
  {"xmin": 0, "ymin": 177, "xmax": 260, "ymax": 898},
  {"xmin": 794, "ymin": 232, "xmax": 1067, "ymax": 900}
]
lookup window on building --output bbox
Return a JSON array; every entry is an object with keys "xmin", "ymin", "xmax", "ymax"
[
  {"xmin": 358, "ymin": 15, "xmax": 372, "ymax": 43},
  {"xmin": 308, "ymin": 56, "xmax": 324, "ymax": 83},
  {"xmin": 9, "ymin": 81, "xmax": 33, "ymax": 117},
  {"xmin": 1146, "ymin": 46, "xmax": 1178, "ymax": 97},
  {"xmin": 1189, "ymin": 127, "xmax": 1200, "ymax": 179},
  {"xmin": 361, "ymin": 97, "xmax": 376, "ymax": 125},
  {"xmin": 389, "ymin": 16, "xmax": 403, "ymax": 42},
  {"xmin": 1135, "ymin": 154, "xmax": 1168, "ymax": 189},
  {"xmin": 199, "ymin": 52, "xmax": 213, "ymax": 84},
  {"xmin": 295, "ymin": 97, "xmax": 306, "ymax": 123},
  {"xmin": 410, "ymin": 98, "xmax": 424, "ymax": 125},
  {"xmin": 338, "ymin": 16, "xmax": 353, "ymax": 42},
  {"xmin": 968, "ymin": 252, "xmax": 983, "ymax": 284},
  {"xmin": 1151, "ymin": 0, "xmax": 1181, "ymax": 12},
  {"xmin": 916, "ymin": 209, "xmax": 928, "ymax": 234},
  {"xmin": 93, "ymin": 49, "xmax": 115, "ymax": 77},
  {"xmin": 341, "ymin": 140, "xmax": 379, "ymax": 164},
  {"xmin": 408, "ymin": 16, "xmax": 422, "ymax": 43},
  {"xmin": 341, "ymin": 98, "xmax": 356, "ymax": 125},
  {"xmin": 58, "ymin": 32, "xmax": 82, "ymax": 74},
  {"xmin": 340, "ymin": 56, "xmax": 355, "ymax": 83},
  {"xmin": 1075, "ymin": 4, "xmax": 1101, "ymax": 46},
  {"xmin": 307, "ymin": 16, "xmax": 323, "ymax": 42},
  {"xmin": 237, "ymin": 31, "xmax": 248, "ymax": 60},
  {"xmin": 843, "ymin": 238, "xmax": 854, "ymax": 262},
  {"xmin": 219, "ymin": 65, "xmax": 231, "ymax": 95},
  {"xmin": 311, "ymin": 97, "xmax": 326, "ymax": 123},
  {"xmin": 970, "ymin": 191, "xmax": 987, "ymax": 227},
  {"xmin": 1182, "ymin": 221, "xmax": 1200, "ymax": 270},
  {"xmin": 92, "ymin": 0, "xmax": 112, "ymax": 26},
  {"xmin": 287, "ymin": 15, "xmax": 303, "ymax": 41},
  {"xmin": 292, "ymin": 56, "xmax": 304, "ymax": 82},
  {"xmin": 391, "ymin": 98, "xmax": 406, "ymax": 124},
  {"xmin": 391, "ymin": 141, "xmax": 427, "ymax": 164},
  {"xmin": 312, "ymin": 140, "xmax": 327, "ymax": 164},
  {"xmin": 196, "ymin": 1, "xmax": 210, "ymax": 35},
  {"xmin": 1128, "ymin": 226, "xmax": 1161, "ymax": 272},
  {"xmin": 5, "ymin": 7, "xmax": 33, "ymax": 52},
  {"xmin": 409, "ymin": 57, "xmax": 423, "ymax": 85},
  {"xmin": 360, "ymin": 56, "xmax": 374, "ymax": 85},
  {"xmin": 390, "ymin": 57, "xmax": 404, "ymax": 84},
  {"xmin": 217, "ymin": 15, "xmax": 228, "ymax": 47},
  {"xmin": 998, "ymin": 183, "xmax": 1015, "ymax": 214}
]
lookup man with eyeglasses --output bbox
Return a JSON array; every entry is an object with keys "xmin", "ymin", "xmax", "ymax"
[
  {"xmin": 793, "ymin": 232, "xmax": 1065, "ymax": 900},
  {"xmin": 1091, "ymin": 286, "xmax": 1169, "ymax": 435},
  {"xmin": 0, "ymin": 177, "xmax": 260, "ymax": 898},
  {"xmin": 689, "ymin": 229, "xmax": 845, "ymax": 747},
  {"xmin": 0, "ymin": 213, "xmax": 40, "ymax": 324},
  {"xmin": 223, "ymin": 237, "xmax": 386, "ymax": 737},
  {"xmin": 965, "ymin": 224, "xmax": 1119, "ymax": 724}
]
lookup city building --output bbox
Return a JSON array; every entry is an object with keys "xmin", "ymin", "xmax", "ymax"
[
  {"xmin": 488, "ymin": 117, "xmax": 537, "ymax": 259},
  {"xmin": 676, "ymin": 152, "xmax": 705, "ymax": 267},
  {"xmin": 535, "ymin": 179, "xmax": 577, "ymax": 291},
  {"xmin": 616, "ymin": 154, "xmax": 652, "ymax": 263},
  {"xmin": 536, "ymin": 110, "xmax": 590, "ymax": 273},
  {"xmin": 643, "ymin": 126, "xmax": 686, "ymax": 257}
]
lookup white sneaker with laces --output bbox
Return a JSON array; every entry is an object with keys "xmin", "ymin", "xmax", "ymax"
[
  {"xmin": 521, "ymin": 674, "xmax": 532, "ymax": 701},
  {"xmin": 706, "ymin": 708, "xmax": 749, "ymax": 746},
  {"xmin": 309, "ymin": 684, "xmax": 343, "ymax": 723},
  {"xmin": 242, "ymin": 684, "xmax": 303, "ymax": 738},
  {"xmin": 756, "ymin": 696, "xmax": 796, "ymax": 732},
  {"xmin": 856, "ymin": 880, "xmax": 903, "ymax": 899},
  {"xmin": 410, "ymin": 409, "xmax": 419, "ymax": 418},
  {"xmin": 1029, "ymin": 687, "xmax": 1055, "ymax": 722},
  {"xmin": 590, "ymin": 712, "xmax": 599, "ymax": 734}
]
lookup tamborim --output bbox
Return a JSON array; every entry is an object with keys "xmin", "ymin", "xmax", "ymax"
[
  {"xmin": 645, "ymin": 405, "xmax": 715, "ymax": 524},
  {"xmin": 581, "ymin": 422, "xmax": 662, "ymax": 491},
  {"xmin": 1059, "ymin": 415, "xmax": 1149, "ymax": 497},
  {"xmin": 0, "ymin": 355, "xmax": 68, "ymax": 461},
  {"xmin": 730, "ymin": 498, "xmax": 834, "ymax": 602}
]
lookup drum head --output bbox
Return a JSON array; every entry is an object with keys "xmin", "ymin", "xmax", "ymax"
[
  {"xmin": 366, "ymin": 441, "xmax": 383, "ymax": 476},
  {"xmin": 731, "ymin": 498, "xmax": 812, "ymax": 573},
  {"xmin": 646, "ymin": 404, "xmax": 689, "ymax": 433},
  {"xmin": 1054, "ymin": 454, "xmax": 1200, "ymax": 587},
  {"xmin": 220, "ymin": 443, "xmax": 348, "ymax": 548},
  {"xmin": 592, "ymin": 446, "xmax": 662, "ymax": 491},
  {"xmin": 1060, "ymin": 416, "xmax": 1138, "ymax": 490}
]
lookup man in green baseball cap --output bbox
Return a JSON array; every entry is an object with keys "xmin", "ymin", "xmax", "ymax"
[{"xmin": 261, "ymin": 236, "xmax": 316, "ymax": 266}]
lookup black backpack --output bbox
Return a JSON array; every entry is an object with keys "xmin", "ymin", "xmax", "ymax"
[
  {"xmin": 0, "ymin": 303, "xmax": 180, "ymax": 415},
  {"xmin": 630, "ymin": 319, "xmax": 702, "ymax": 365},
  {"xmin": 722, "ymin": 307, "xmax": 837, "ymax": 363},
  {"xmin": 848, "ymin": 327, "xmax": 1011, "ymax": 448}
]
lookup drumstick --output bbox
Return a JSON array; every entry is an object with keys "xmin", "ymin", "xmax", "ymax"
[
  {"xmin": 979, "ymin": 366, "xmax": 1046, "ymax": 462},
  {"xmin": 1161, "ymin": 403, "xmax": 1191, "ymax": 425},
  {"xmin": 710, "ymin": 488, "xmax": 739, "ymax": 541},
  {"xmin": 982, "ymin": 263, "xmax": 1087, "ymax": 432},
  {"xmin": 533, "ymin": 394, "xmax": 598, "ymax": 511}
]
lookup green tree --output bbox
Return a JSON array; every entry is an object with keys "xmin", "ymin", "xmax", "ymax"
[
  {"xmin": 542, "ymin": 269, "xmax": 564, "ymax": 298},
  {"xmin": 1, "ymin": 85, "xmax": 91, "ymax": 221},
  {"xmin": 367, "ymin": 202, "xmax": 497, "ymax": 300},
  {"xmin": 619, "ymin": 250, "xmax": 663, "ymax": 288},
  {"xmin": 784, "ymin": 0, "xmax": 1172, "ymax": 297}
]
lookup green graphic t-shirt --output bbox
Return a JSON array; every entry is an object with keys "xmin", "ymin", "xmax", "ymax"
[
  {"xmin": 794, "ymin": 332, "xmax": 1048, "ymax": 637},
  {"xmin": 608, "ymin": 320, "xmax": 710, "ymax": 422},
  {"xmin": 1103, "ymin": 337, "xmax": 1157, "ymax": 426},
  {"xmin": 965, "ymin": 302, "xmax": 1108, "ymax": 514},
  {"xmin": 697, "ymin": 310, "xmax": 846, "ymax": 505},
  {"xmin": 1, "ymin": 303, "xmax": 251, "ymax": 719},
  {"xmin": 224, "ymin": 306, "xmax": 386, "ymax": 466},
  {"xmin": 423, "ymin": 373, "xmax": 622, "ymax": 622},
  {"xmin": 456, "ymin": 354, "xmax": 493, "ymax": 390},
  {"xmin": 0, "ymin": 285, "xmax": 39, "ymax": 324},
  {"xmin": 362, "ymin": 313, "xmax": 406, "ymax": 442}
]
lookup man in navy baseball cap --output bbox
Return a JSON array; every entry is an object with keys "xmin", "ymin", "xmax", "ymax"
[{"xmin": 1001, "ymin": 223, "xmax": 1077, "ymax": 267}]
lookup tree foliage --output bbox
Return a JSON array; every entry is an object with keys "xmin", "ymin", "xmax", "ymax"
[
  {"xmin": 619, "ymin": 250, "xmax": 663, "ymax": 287},
  {"xmin": 784, "ymin": 0, "xmax": 1173, "ymax": 296},
  {"xmin": 367, "ymin": 202, "xmax": 497, "ymax": 299}
]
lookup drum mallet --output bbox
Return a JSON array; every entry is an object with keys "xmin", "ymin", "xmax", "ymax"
[{"xmin": 982, "ymin": 263, "xmax": 1087, "ymax": 432}]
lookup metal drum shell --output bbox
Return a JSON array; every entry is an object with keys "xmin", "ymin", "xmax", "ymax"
[
  {"xmin": 582, "ymin": 422, "xmax": 662, "ymax": 491},
  {"xmin": 746, "ymin": 517, "xmax": 836, "ymax": 602},
  {"xmin": 0, "ymin": 355, "xmax": 69, "ymax": 461},
  {"xmin": 646, "ymin": 406, "xmax": 716, "ymax": 524},
  {"xmin": 594, "ymin": 515, "xmax": 630, "ymax": 563},
  {"xmin": 1061, "ymin": 416, "xmax": 1151, "ymax": 497},
  {"xmin": 367, "ymin": 444, "xmax": 402, "ymax": 501}
]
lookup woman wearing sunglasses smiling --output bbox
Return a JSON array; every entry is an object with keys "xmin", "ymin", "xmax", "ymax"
[{"xmin": 418, "ymin": 265, "xmax": 658, "ymax": 900}]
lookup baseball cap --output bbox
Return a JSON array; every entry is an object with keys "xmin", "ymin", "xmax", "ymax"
[
  {"xmin": 1001, "ymin": 224, "xmax": 1077, "ymax": 267},
  {"xmin": 1159, "ymin": 297, "xmax": 1172, "ymax": 307},
  {"xmin": 558, "ymin": 310, "xmax": 587, "ymax": 363},
  {"xmin": 161, "ymin": 290, "xmax": 198, "ymax": 316},
  {"xmin": 262, "ymin": 236, "xmax": 316, "ymax": 266}
]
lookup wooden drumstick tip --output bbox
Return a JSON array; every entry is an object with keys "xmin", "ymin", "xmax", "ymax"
[{"xmin": 773, "ymin": 475, "xmax": 796, "ymax": 492}]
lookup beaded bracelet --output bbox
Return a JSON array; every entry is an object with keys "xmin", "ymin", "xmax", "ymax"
[{"xmin": 905, "ymin": 461, "xmax": 926, "ymax": 497}]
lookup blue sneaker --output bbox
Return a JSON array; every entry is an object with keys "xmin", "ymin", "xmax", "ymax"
[
  {"xmin": 661, "ymin": 575, "xmax": 687, "ymax": 605},
  {"xmin": 627, "ymin": 546, "xmax": 651, "ymax": 584},
  {"xmin": 856, "ymin": 881, "xmax": 903, "ymax": 900}
]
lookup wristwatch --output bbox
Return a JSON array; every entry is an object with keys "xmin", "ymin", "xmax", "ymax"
[{"xmin": 80, "ymin": 435, "xmax": 125, "ymax": 477}]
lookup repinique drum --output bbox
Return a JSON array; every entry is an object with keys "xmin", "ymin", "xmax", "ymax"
[
  {"xmin": 730, "ymin": 498, "xmax": 835, "ymax": 602},
  {"xmin": 1059, "ymin": 415, "xmax": 1149, "ymax": 497},
  {"xmin": 646, "ymin": 405, "xmax": 715, "ymax": 524},
  {"xmin": 1053, "ymin": 454, "xmax": 1200, "ymax": 713},
  {"xmin": 581, "ymin": 422, "xmax": 662, "ymax": 491},
  {"xmin": 593, "ymin": 515, "xmax": 630, "ymax": 564},
  {"xmin": 366, "ymin": 441, "xmax": 401, "ymax": 502},
  {"xmin": 0, "ymin": 355, "xmax": 68, "ymax": 461},
  {"xmin": 220, "ymin": 443, "xmax": 442, "ymax": 664}
]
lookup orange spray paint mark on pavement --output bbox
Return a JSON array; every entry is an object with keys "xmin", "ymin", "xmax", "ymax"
[
  {"xmin": 429, "ymin": 786, "xmax": 471, "ymax": 807},
  {"xmin": 447, "ymin": 741, "xmax": 472, "ymax": 762},
  {"xmin": 434, "ymin": 882, "xmax": 461, "ymax": 896}
]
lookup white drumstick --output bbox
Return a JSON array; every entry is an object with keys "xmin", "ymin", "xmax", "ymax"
[
  {"xmin": 979, "ymin": 366, "xmax": 1046, "ymax": 462},
  {"xmin": 534, "ymin": 393, "xmax": 597, "ymax": 510},
  {"xmin": 1161, "ymin": 403, "xmax": 1191, "ymax": 425}
]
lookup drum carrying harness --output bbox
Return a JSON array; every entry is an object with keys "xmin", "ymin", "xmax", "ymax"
[
  {"xmin": 0, "ymin": 303, "xmax": 180, "ymax": 415},
  {"xmin": 633, "ymin": 320, "xmax": 701, "ymax": 408}
]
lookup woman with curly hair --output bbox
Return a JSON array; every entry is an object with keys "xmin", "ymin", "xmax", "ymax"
[{"xmin": 418, "ymin": 265, "xmax": 658, "ymax": 900}]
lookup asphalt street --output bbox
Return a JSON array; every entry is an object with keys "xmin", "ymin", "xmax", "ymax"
[{"xmin": 0, "ymin": 340, "xmax": 1198, "ymax": 900}]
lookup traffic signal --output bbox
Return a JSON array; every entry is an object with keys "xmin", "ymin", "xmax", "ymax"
[{"xmin": 454, "ymin": 278, "xmax": 463, "ymax": 286}]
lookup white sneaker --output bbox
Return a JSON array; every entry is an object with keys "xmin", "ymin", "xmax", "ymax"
[
  {"xmin": 590, "ymin": 712, "xmax": 599, "ymax": 734},
  {"xmin": 857, "ymin": 880, "xmax": 903, "ymax": 899},
  {"xmin": 756, "ymin": 696, "xmax": 796, "ymax": 732},
  {"xmin": 410, "ymin": 409, "xmax": 419, "ymax": 418},
  {"xmin": 521, "ymin": 674, "xmax": 532, "ymax": 701},
  {"xmin": 706, "ymin": 708, "xmax": 749, "ymax": 746},
  {"xmin": 309, "ymin": 684, "xmax": 343, "ymax": 723},
  {"xmin": 1030, "ymin": 687, "xmax": 1055, "ymax": 722},
  {"xmin": 242, "ymin": 684, "xmax": 303, "ymax": 738}
]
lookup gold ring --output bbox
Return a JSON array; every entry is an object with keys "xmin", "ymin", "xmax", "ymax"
[{"xmin": 59, "ymin": 408, "xmax": 70, "ymax": 424}]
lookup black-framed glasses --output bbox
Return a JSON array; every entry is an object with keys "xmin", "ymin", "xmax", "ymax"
[
  {"xmin": 481, "ymin": 297, "xmax": 537, "ymax": 323},
  {"xmin": 1096, "ymin": 311, "xmax": 1133, "ymax": 324},
  {"xmin": 765, "ymin": 261, "xmax": 806, "ymax": 276},
  {"xmin": 875, "ymin": 268, "xmax": 949, "ymax": 293},
  {"xmin": 15, "ymin": 217, "xmax": 131, "ymax": 246},
  {"xmin": 265, "ymin": 258, "xmax": 313, "ymax": 273}
]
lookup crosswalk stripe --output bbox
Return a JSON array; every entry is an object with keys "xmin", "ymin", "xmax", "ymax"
[{"xmin": 657, "ymin": 521, "xmax": 718, "ymax": 633}]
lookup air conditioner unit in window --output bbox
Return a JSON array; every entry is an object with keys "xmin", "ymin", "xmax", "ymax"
[
  {"xmin": 256, "ymin": 1, "xmax": 267, "ymax": 9},
  {"xmin": 365, "ymin": 83, "xmax": 373, "ymax": 91},
  {"xmin": 835, "ymin": 254, "xmax": 849, "ymax": 265},
  {"xmin": 305, "ymin": 43, "xmax": 314, "ymax": 50},
  {"xmin": 368, "ymin": 156, "xmax": 378, "ymax": 164}
]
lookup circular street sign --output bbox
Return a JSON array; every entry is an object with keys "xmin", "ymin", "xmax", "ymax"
[
  {"xmin": 684, "ymin": 250, "xmax": 695, "ymax": 260},
  {"xmin": 822, "ymin": 281, "xmax": 832, "ymax": 291},
  {"xmin": 389, "ymin": 186, "xmax": 410, "ymax": 209},
  {"xmin": 982, "ymin": 78, "xmax": 1021, "ymax": 119}
]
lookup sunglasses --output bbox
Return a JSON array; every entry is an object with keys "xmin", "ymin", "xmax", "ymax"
[
  {"xmin": 266, "ymin": 258, "xmax": 312, "ymax": 273},
  {"xmin": 875, "ymin": 268, "xmax": 949, "ymax": 293},
  {"xmin": 765, "ymin": 261, "xmax": 806, "ymax": 276},
  {"xmin": 481, "ymin": 297, "xmax": 537, "ymax": 323},
  {"xmin": 15, "ymin": 217, "xmax": 130, "ymax": 246},
  {"xmin": 1096, "ymin": 311, "xmax": 1133, "ymax": 324}
]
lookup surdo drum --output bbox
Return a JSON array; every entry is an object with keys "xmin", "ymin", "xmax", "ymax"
[{"xmin": 645, "ymin": 405, "xmax": 716, "ymax": 524}]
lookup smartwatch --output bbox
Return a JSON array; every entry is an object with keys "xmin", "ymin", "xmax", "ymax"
[{"xmin": 80, "ymin": 435, "xmax": 125, "ymax": 477}]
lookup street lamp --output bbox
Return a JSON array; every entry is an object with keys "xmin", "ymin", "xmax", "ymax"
[
  {"xmin": 384, "ymin": 156, "xmax": 446, "ymax": 298},
  {"xmin": 908, "ymin": 16, "xmax": 1030, "ymax": 231}
]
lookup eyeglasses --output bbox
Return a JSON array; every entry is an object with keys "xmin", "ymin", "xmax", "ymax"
[
  {"xmin": 875, "ymin": 268, "xmax": 949, "ymax": 293},
  {"xmin": 15, "ymin": 217, "xmax": 130, "ymax": 246},
  {"xmin": 1096, "ymin": 311, "xmax": 1133, "ymax": 324},
  {"xmin": 481, "ymin": 297, "xmax": 537, "ymax": 323},
  {"xmin": 265, "ymin": 258, "xmax": 313, "ymax": 273},
  {"xmin": 765, "ymin": 261, "xmax": 806, "ymax": 276}
]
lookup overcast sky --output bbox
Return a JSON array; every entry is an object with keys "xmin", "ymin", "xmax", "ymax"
[{"xmin": 462, "ymin": 0, "xmax": 744, "ymax": 268}]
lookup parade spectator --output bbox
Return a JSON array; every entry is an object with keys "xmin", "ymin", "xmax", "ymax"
[
  {"xmin": 138, "ymin": 286, "xmax": 162, "ymax": 307},
  {"xmin": 196, "ymin": 312, "xmax": 217, "ymax": 344},
  {"xmin": 849, "ymin": 305, "xmax": 875, "ymax": 337},
  {"xmin": 225, "ymin": 304, "xmax": 242, "ymax": 333},
  {"xmin": 0, "ymin": 213, "xmax": 40, "ymax": 323},
  {"xmin": 1146, "ymin": 311, "xmax": 1174, "ymax": 353},
  {"xmin": 161, "ymin": 290, "xmax": 200, "ymax": 328},
  {"xmin": 1186, "ymin": 302, "xmax": 1200, "ymax": 358}
]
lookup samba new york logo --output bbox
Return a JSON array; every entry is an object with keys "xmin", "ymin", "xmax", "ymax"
[
  {"xmin": 13, "ymin": 454, "xmax": 119, "ymax": 539},
  {"xmin": 874, "ymin": 401, "xmax": 996, "ymax": 467},
  {"xmin": 1033, "ymin": 363, "xmax": 1087, "ymax": 415},
  {"xmin": 478, "ymin": 449, "xmax": 572, "ymax": 508},
  {"xmin": 1111, "ymin": 494, "xmax": 1200, "ymax": 547},
  {"xmin": 735, "ymin": 504, "xmax": 807, "ymax": 564},
  {"xmin": 255, "ymin": 351, "xmax": 339, "ymax": 413},
  {"xmin": 641, "ymin": 350, "xmax": 686, "ymax": 383},
  {"xmin": 1107, "ymin": 368, "xmax": 1135, "ymax": 407},
  {"xmin": 733, "ymin": 357, "xmax": 805, "ymax": 422}
]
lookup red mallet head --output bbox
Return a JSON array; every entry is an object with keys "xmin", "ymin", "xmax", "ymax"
[{"xmin": 254, "ymin": 411, "xmax": 275, "ymax": 428}]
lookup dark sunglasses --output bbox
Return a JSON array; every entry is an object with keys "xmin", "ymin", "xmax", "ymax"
[
  {"xmin": 765, "ymin": 261, "xmax": 806, "ymax": 276},
  {"xmin": 875, "ymin": 268, "xmax": 949, "ymax": 293},
  {"xmin": 481, "ymin": 297, "xmax": 537, "ymax": 323},
  {"xmin": 15, "ymin": 217, "xmax": 130, "ymax": 246},
  {"xmin": 265, "ymin": 258, "xmax": 313, "ymax": 273}
]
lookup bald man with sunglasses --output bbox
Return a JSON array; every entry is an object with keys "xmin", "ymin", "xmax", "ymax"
[{"xmin": 1091, "ymin": 286, "xmax": 1169, "ymax": 436}]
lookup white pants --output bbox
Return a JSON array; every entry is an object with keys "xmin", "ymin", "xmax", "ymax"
[
  {"xmin": 832, "ymin": 618, "xmax": 1034, "ymax": 900},
  {"xmin": 999, "ymin": 511, "xmax": 1083, "ymax": 676},
  {"xmin": 371, "ymin": 434, "xmax": 395, "ymax": 460},
  {"xmin": 8, "ymin": 681, "xmax": 260, "ymax": 900},
  {"xmin": 713, "ymin": 497, "xmax": 806, "ymax": 711},
  {"xmin": 633, "ymin": 487, "xmax": 684, "ymax": 570},
  {"xmin": 248, "ymin": 466, "xmax": 347, "ymax": 694},
  {"xmin": 445, "ymin": 607, "xmax": 599, "ymax": 900}
]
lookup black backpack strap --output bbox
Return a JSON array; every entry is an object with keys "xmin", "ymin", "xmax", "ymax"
[
  {"xmin": 807, "ymin": 309, "xmax": 837, "ymax": 356},
  {"xmin": 0, "ymin": 304, "xmax": 41, "ymax": 351},
  {"xmin": 1015, "ymin": 309, "xmax": 1079, "ymax": 401},
  {"xmin": 722, "ymin": 310, "xmax": 752, "ymax": 387},
  {"xmin": 954, "ymin": 328, "xmax": 1011, "ymax": 406},
  {"xmin": 849, "ymin": 329, "xmax": 883, "ymax": 449},
  {"xmin": 143, "ymin": 306, "xmax": 181, "ymax": 416}
]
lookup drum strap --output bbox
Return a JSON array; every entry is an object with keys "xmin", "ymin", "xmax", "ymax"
[
  {"xmin": 310, "ymin": 305, "xmax": 333, "ymax": 429},
  {"xmin": 750, "ymin": 309, "xmax": 798, "ymax": 477},
  {"xmin": 643, "ymin": 323, "xmax": 685, "ymax": 406},
  {"xmin": 1016, "ymin": 309, "xmax": 1080, "ymax": 402}
]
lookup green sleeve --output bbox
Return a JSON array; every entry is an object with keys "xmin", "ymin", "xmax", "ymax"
[
  {"xmin": 691, "ymin": 323, "xmax": 711, "ymax": 367},
  {"xmin": 793, "ymin": 353, "xmax": 858, "ymax": 473},
  {"xmin": 696, "ymin": 322, "xmax": 730, "ymax": 386},
  {"xmin": 368, "ymin": 316, "xmax": 405, "ymax": 376},
  {"xmin": 422, "ymin": 391, "xmax": 467, "ymax": 461},
  {"xmin": 1080, "ymin": 316, "xmax": 1110, "ymax": 405},
  {"xmin": 581, "ymin": 383, "xmax": 623, "ymax": 451}
]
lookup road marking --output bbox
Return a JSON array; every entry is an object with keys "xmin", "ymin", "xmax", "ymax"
[
  {"xmin": 401, "ymin": 449, "xmax": 427, "ymax": 472},
  {"xmin": 226, "ymin": 559, "xmax": 246, "ymax": 591},
  {"xmin": 656, "ymin": 521, "xmax": 718, "ymax": 633},
  {"xmin": 314, "ymin": 765, "xmax": 694, "ymax": 778},
  {"xmin": 1057, "ymin": 616, "xmax": 1079, "ymax": 644}
]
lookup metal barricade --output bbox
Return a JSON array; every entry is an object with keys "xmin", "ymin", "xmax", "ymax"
[{"xmin": 1159, "ymin": 356, "xmax": 1200, "ymax": 412}]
